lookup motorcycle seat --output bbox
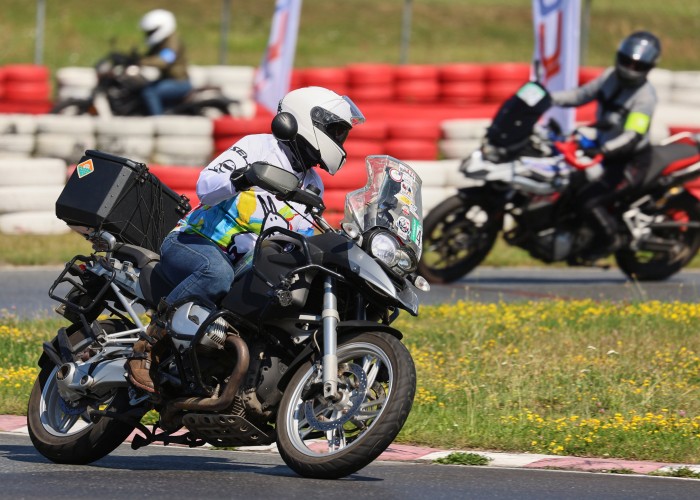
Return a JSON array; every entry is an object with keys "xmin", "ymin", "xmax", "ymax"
[
  {"xmin": 113, "ymin": 243, "xmax": 161, "ymax": 268},
  {"xmin": 644, "ymin": 143, "xmax": 700, "ymax": 185},
  {"xmin": 139, "ymin": 261, "xmax": 176, "ymax": 307}
]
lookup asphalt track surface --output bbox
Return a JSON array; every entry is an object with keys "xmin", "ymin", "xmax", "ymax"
[
  {"xmin": 3, "ymin": 265, "xmax": 700, "ymax": 319},
  {"xmin": 1, "ymin": 432, "xmax": 699, "ymax": 500}
]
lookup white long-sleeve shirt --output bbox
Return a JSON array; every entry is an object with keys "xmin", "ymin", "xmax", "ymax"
[{"xmin": 174, "ymin": 133, "xmax": 324, "ymax": 261}]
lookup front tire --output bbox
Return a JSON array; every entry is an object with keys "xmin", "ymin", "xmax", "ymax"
[
  {"xmin": 418, "ymin": 190, "xmax": 503, "ymax": 283},
  {"xmin": 27, "ymin": 321, "xmax": 144, "ymax": 464},
  {"xmin": 615, "ymin": 193, "xmax": 700, "ymax": 281},
  {"xmin": 276, "ymin": 332, "xmax": 416, "ymax": 479}
]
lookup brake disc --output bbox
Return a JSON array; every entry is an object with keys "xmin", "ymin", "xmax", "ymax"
[{"xmin": 303, "ymin": 363, "xmax": 368, "ymax": 432}]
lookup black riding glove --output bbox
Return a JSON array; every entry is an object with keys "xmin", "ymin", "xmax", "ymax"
[
  {"xmin": 582, "ymin": 146, "xmax": 602, "ymax": 159},
  {"xmin": 230, "ymin": 166, "xmax": 252, "ymax": 192}
]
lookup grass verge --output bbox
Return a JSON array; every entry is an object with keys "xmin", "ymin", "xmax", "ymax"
[{"xmin": 3, "ymin": 299, "xmax": 700, "ymax": 463}]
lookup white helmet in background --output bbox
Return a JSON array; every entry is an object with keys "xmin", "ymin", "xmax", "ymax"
[
  {"xmin": 277, "ymin": 86, "xmax": 365, "ymax": 175},
  {"xmin": 140, "ymin": 9, "xmax": 177, "ymax": 48}
]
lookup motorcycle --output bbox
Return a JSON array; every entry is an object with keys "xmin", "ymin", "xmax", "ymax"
[
  {"xmin": 51, "ymin": 50, "xmax": 238, "ymax": 117},
  {"xmin": 27, "ymin": 117, "xmax": 429, "ymax": 479},
  {"xmin": 418, "ymin": 81, "xmax": 700, "ymax": 283}
]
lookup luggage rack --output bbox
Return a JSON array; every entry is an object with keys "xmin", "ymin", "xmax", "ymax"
[{"xmin": 48, "ymin": 231, "xmax": 142, "ymax": 339}]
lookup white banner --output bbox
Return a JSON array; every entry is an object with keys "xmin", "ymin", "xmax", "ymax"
[
  {"xmin": 254, "ymin": 0, "xmax": 303, "ymax": 114},
  {"xmin": 532, "ymin": 0, "xmax": 581, "ymax": 134}
]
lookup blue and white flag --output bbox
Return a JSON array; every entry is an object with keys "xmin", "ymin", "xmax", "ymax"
[
  {"xmin": 254, "ymin": 0, "xmax": 303, "ymax": 114},
  {"xmin": 532, "ymin": 0, "xmax": 581, "ymax": 134}
]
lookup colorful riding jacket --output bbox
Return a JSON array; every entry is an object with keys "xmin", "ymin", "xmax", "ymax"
[{"xmin": 173, "ymin": 134, "xmax": 324, "ymax": 261}]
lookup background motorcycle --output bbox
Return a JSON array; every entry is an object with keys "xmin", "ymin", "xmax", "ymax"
[
  {"xmin": 27, "ymin": 119, "xmax": 428, "ymax": 479},
  {"xmin": 418, "ymin": 82, "xmax": 700, "ymax": 283},
  {"xmin": 51, "ymin": 51, "xmax": 238, "ymax": 117}
]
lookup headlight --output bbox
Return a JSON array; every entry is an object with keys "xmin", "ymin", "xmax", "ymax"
[
  {"xmin": 396, "ymin": 248, "xmax": 417, "ymax": 273},
  {"xmin": 369, "ymin": 232, "xmax": 399, "ymax": 267}
]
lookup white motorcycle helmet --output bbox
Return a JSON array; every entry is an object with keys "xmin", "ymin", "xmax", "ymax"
[
  {"xmin": 277, "ymin": 86, "xmax": 365, "ymax": 175},
  {"xmin": 140, "ymin": 9, "xmax": 177, "ymax": 48}
]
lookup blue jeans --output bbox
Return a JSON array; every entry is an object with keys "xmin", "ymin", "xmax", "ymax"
[
  {"xmin": 159, "ymin": 232, "xmax": 235, "ymax": 306},
  {"xmin": 141, "ymin": 79, "xmax": 193, "ymax": 115}
]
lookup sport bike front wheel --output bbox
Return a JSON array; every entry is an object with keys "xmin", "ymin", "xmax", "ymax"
[
  {"xmin": 418, "ymin": 191, "xmax": 503, "ymax": 283},
  {"xmin": 276, "ymin": 331, "xmax": 416, "ymax": 479}
]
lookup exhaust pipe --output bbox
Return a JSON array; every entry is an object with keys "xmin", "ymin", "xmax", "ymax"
[
  {"xmin": 166, "ymin": 334, "xmax": 250, "ymax": 412},
  {"xmin": 55, "ymin": 358, "xmax": 128, "ymax": 402}
]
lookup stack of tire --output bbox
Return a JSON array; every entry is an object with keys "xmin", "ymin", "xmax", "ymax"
[
  {"xmin": 0, "ymin": 114, "xmax": 37, "ymax": 158},
  {"xmin": 0, "ymin": 157, "xmax": 69, "ymax": 234},
  {"xmin": 55, "ymin": 66, "xmax": 98, "ymax": 102},
  {"xmin": 211, "ymin": 116, "xmax": 271, "ymax": 157},
  {"xmin": 438, "ymin": 63, "xmax": 487, "ymax": 105},
  {"xmin": 484, "ymin": 62, "xmax": 531, "ymax": 103},
  {"xmin": 670, "ymin": 70, "xmax": 700, "ymax": 107},
  {"xmin": 95, "ymin": 117, "xmax": 155, "ymax": 164},
  {"xmin": 34, "ymin": 115, "xmax": 96, "ymax": 165},
  {"xmin": 439, "ymin": 118, "xmax": 490, "ymax": 159},
  {"xmin": 394, "ymin": 65, "xmax": 440, "ymax": 104},
  {"xmin": 384, "ymin": 120, "xmax": 439, "ymax": 161},
  {"xmin": 407, "ymin": 160, "xmax": 470, "ymax": 214},
  {"xmin": 0, "ymin": 64, "xmax": 53, "ymax": 114},
  {"xmin": 316, "ymin": 159, "xmax": 367, "ymax": 227},
  {"xmin": 343, "ymin": 120, "xmax": 388, "ymax": 164},
  {"xmin": 346, "ymin": 63, "xmax": 395, "ymax": 103},
  {"xmin": 149, "ymin": 164, "xmax": 201, "ymax": 207},
  {"xmin": 152, "ymin": 116, "xmax": 214, "ymax": 167},
  {"xmin": 300, "ymin": 67, "xmax": 349, "ymax": 96},
  {"xmin": 203, "ymin": 65, "xmax": 257, "ymax": 118}
]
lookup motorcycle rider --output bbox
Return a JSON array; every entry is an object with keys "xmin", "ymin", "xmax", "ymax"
[
  {"xmin": 138, "ymin": 9, "xmax": 192, "ymax": 115},
  {"xmin": 126, "ymin": 86, "xmax": 365, "ymax": 394},
  {"xmin": 550, "ymin": 31, "xmax": 661, "ymax": 261}
]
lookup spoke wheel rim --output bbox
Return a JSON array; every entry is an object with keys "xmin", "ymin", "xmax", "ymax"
[
  {"xmin": 39, "ymin": 366, "xmax": 113, "ymax": 437},
  {"xmin": 424, "ymin": 205, "xmax": 491, "ymax": 270},
  {"xmin": 284, "ymin": 342, "xmax": 393, "ymax": 457}
]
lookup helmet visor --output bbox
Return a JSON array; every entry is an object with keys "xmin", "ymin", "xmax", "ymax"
[
  {"xmin": 617, "ymin": 53, "xmax": 654, "ymax": 72},
  {"xmin": 618, "ymin": 36, "xmax": 660, "ymax": 66}
]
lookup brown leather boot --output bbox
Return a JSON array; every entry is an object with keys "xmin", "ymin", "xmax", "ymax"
[{"xmin": 126, "ymin": 301, "xmax": 169, "ymax": 393}]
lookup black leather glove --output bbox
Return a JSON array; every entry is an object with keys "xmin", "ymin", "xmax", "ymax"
[
  {"xmin": 582, "ymin": 146, "xmax": 602, "ymax": 159},
  {"xmin": 230, "ymin": 166, "xmax": 252, "ymax": 192}
]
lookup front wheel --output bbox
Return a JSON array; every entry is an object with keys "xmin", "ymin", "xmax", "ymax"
[
  {"xmin": 276, "ymin": 331, "xmax": 416, "ymax": 479},
  {"xmin": 418, "ymin": 191, "xmax": 503, "ymax": 283},
  {"xmin": 615, "ymin": 193, "xmax": 700, "ymax": 281}
]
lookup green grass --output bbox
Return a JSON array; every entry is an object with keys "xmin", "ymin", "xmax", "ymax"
[
  {"xmin": 4, "ymin": 300, "xmax": 700, "ymax": 463},
  {"xmin": 393, "ymin": 300, "xmax": 700, "ymax": 463},
  {"xmin": 1, "ymin": 0, "xmax": 699, "ymax": 74},
  {"xmin": 434, "ymin": 452, "xmax": 492, "ymax": 466}
]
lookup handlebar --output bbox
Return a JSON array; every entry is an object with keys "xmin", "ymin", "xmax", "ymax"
[{"xmin": 554, "ymin": 139, "xmax": 604, "ymax": 170}]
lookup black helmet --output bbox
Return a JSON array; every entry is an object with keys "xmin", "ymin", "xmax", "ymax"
[{"xmin": 615, "ymin": 31, "xmax": 661, "ymax": 85}]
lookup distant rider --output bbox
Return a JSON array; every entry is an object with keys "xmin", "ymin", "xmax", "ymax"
[
  {"xmin": 138, "ymin": 9, "xmax": 192, "ymax": 115},
  {"xmin": 550, "ymin": 31, "xmax": 661, "ymax": 261}
]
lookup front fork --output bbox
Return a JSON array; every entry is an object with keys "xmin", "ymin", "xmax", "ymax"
[{"xmin": 322, "ymin": 276, "xmax": 340, "ymax": 400}]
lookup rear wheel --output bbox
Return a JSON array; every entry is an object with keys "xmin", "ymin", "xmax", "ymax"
[
  {"xmin": 615, "ymin": 194, "xmax": 700, "ymax": 281},
  {"xmin": 27, "ymin": 320, "xmax": 144, "ymax": 464},
  {"xmin": 418, "ymin": 190, "xmax": 503, "ymax": 283}
]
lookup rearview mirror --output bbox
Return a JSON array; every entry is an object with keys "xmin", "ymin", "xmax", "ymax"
[{"xmin": 246, "ymin": 161, "xmax": 299, "ymax": 196}]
